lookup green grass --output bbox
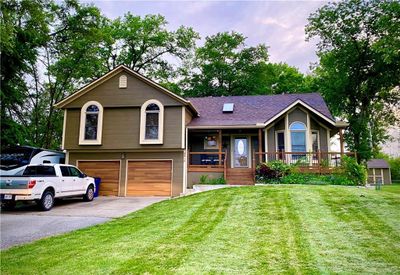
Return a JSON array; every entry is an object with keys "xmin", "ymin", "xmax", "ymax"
[{"xmin": 2, "ymin": 185, "xmax": 400, "ymax": 274}]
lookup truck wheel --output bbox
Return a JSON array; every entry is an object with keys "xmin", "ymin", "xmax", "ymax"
[
  {"xmin": 83, "ymin": 185, "xmax": 94, "ymax": 202},
  {"xmin": 1, "ymin": 201, "xmax": 16, "ymax": 211},
  {"xmin": 38, "ymin": 191, "xmax": 54, "ymax": 211}
]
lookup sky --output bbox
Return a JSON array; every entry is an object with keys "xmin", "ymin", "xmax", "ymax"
[{"xmin": 86, "ymin": 0, "xmax": 327, "ymax": 73}]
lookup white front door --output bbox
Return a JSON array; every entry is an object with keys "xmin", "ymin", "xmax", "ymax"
[{"xmin": 233, "ymin": 137, "xmax": 250, "ymax": 168}]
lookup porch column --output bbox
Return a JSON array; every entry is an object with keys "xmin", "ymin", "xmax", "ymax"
[
  {"xmin": 218, "ymin": 129, "xmax": 222, "ymax": 165},
  {"xmin": 258, "ymin": 128, "xmax": 262, "ymax": 163},
  {"xmin": 339, "ymin": 128, "xmax": 344, "ymax": 157}
]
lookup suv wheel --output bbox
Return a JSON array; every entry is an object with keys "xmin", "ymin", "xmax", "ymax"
[
  {"xmin": 39, "ymin": 191, "xmax": 54, "ymax": 211},
  {"xmin": 83, "ymin": 185, "xmax": 94, "ymax": 202}
]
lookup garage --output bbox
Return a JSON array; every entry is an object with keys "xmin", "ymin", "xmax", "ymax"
[
  {"xmin": 126, "ymin": 160, "xmax": 172, "ymax": 196},
  {"xmin": 78, "ymin": 161, "xmax": 120, "ymax": 196}
]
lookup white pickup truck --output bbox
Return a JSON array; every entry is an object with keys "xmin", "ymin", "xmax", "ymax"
[{"xmin": 0, "ymin": 164, "xmax": 95, "ymax": 211}]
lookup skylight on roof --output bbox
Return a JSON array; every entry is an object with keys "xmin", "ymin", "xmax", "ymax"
[{"xmin": 223, "ymin": 103, "xmax": 234, "ymax": 113}]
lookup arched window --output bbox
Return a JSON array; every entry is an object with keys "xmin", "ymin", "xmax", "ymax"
[
  {"xmin": 140, "ymin": 99, "xmax": 164, "ymax": 144},
  {"xmin": 290, "ymin": 122, "xmax": 306, "ymax": 152},
  {"xmin": 79, "ymin": 101, "xmax": 103, "ymax": 145}
]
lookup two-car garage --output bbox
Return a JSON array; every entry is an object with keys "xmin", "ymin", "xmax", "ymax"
[{"xmin": 78, "ymin": 160, "xmax": 172, "ymax": 197}]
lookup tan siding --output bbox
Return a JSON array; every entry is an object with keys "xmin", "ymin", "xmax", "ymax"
[
  {"xmin": 64, "ymin": 109, "xmax": 80, "ymax": 149},
  {"xmin": 187, "ymin": 172, "xmax": 224, "ymax": 188},
  {"xmin": 68, "ymin": 151, "xmax": 184, "ymax": 196},
  {"xmin": 64, "ymin": 106, "xmax": 182, "ymax": 150},
  {"xmin": 268, "ymin": 127, "xmax": 275, "ymax": 152},
  {"xmin": 64, "ymin": 72, "xmax": 181, "ymax": 108},
  {"xmin": 383, "ymin": 169, "xmax": 392, "ymax": 184},
  {"xmin": 185, "ymin": 109, "xmax": 193, "ymax": 125},
  {"xmin": 289, "ymin": 108, "xmax": 307, "ymax": 125}
]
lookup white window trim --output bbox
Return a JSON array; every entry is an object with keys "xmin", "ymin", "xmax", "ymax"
[
  {"xmin": 140, "ymin": 99, "xmax": 164, "ymax": 144},
  {"xmin": 79, "ymin": 101, "xmax": 103, "ymax": 145}
]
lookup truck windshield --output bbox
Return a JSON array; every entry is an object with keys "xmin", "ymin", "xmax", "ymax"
[
  {"xmin": 0, "ymin": 147, "xmax": 33, "ymax": 171},
  {"xmin": 23, "ymin": 166, "xmax": 56, "ymax": 176}
]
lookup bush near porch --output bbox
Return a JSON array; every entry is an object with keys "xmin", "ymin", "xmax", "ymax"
[{"xmin": 255, "ymin": 156, "xmax": 367, "ymax": 186}]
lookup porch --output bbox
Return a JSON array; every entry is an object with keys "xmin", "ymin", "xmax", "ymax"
[{"xmin": 187, "ymin": 127, "xmax": 352, "ymax": 186}]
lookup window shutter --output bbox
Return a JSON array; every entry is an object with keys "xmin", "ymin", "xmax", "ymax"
[{"xmin": 119, "ymin": 75, "xmax": 127, "ymax": 88}]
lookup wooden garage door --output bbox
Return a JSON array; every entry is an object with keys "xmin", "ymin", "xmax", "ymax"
[
  {"xmin": 127, "ymin": 161, "xmax": 171, "ymax": 196},
  {"xmin": 78, "ymin": 161, "xmax": 120, "ymax": 196}
]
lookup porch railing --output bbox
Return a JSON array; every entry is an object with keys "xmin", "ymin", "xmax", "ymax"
[
  {"xmin": 188, "ymin": 151, "xmax": 227, "ymax": 172},
  {"xmin": 254, "ymin": 151, "xmax": 357, "ymax": 173}
]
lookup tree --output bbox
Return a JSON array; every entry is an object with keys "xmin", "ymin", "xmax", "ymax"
[
  {"xmin": 306, "ymin": 0, "xmax": 400, "ymax": 161},
  {"xmin": 1, "ymin": 0, "xmax": 51, "ymax": 148},
  {"xmin": 105, "ymin": 13, "xmax": 199, "ymax": 81},
  {"xmin": 1, "ymin": 0, "xmax": 110, "ymax": 149},
  {"xmin": 251, "ymin": 63, "xmax": 316, "ymax": 95},
  {"xmin": 183, "ymin": 31, "xmax": 269, "ymax": 97}
]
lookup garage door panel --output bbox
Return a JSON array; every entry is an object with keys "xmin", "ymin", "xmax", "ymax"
[
  {"xmin": 127, "ymin": 161, "xmax": 171, "ymax": 196},
  {"xmin": 78, "ymin": 161, "xmax": 120, "ymax": 196}
]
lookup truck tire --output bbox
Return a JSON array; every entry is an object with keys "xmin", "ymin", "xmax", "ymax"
[
  {"xmin": 38, "ymin": 191, "xmax": 54, "ymax": 211},
  {"xmin": 83, "ymin": 185, "xmax": 94, "ymax": 202}
]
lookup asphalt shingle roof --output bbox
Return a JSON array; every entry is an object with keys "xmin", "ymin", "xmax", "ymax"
[
  {"xmin": 367, "ymin": 159, "xmax": 390, "ymax": 169},
  {"xmin": 186, "ymin": 93, "xmax": 334, "ymax": 127}
]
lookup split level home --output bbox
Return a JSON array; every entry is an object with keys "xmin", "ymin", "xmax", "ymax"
[{"xmin": 56, "ymin": 65, "xmax": 351, "ymax": 197}]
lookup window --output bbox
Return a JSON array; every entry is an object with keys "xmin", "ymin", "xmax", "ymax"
[
  {"xmin": 145, "ymin": 104, "xmax": 160, "ymax": 139},
  {"xmin": 290, "ymin": 122, "xmax": 306, "ymax": 152},
  {"xmin": 222, "ymin": 103, "xmax": 234, "ymax": 113},
  {"xmin": 68, "ymin": 167, "xmax": 82, "ymax": 177},
  {"xmin": 140, "ymin": 99, "xmax": 164, "ymax": 144},
  {"xmin": 79, "ymin": 101, "xmax": 103, "ymax": 145},
  {"xmin": 119, "ymin": 75, "xmax": 127, "ymax": 88},
  {"xmin": 23, "ymin": 166, "xmax": 56, "ymax": 176},
  {"xmin": 312, "ymin": 131, "xmax": 319, "ymax": 152},
  {"xmin": 60, "ymin": 166, "xmax": 70, "ymax": 176}
]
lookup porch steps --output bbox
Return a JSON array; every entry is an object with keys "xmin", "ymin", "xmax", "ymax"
[{"xmin": 226, "ymin": 168, "xmax": 255, "ymax": 185}]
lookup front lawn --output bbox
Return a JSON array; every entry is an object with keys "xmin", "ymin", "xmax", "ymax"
[{"xmin": 2, "ymin": 185, "xmax": 400, "ymax": 274}]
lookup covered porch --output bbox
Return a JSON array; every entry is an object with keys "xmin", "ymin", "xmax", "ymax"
[{"xmin": 187, "ymin": 126, "xmax": 351, "ymax": 186}]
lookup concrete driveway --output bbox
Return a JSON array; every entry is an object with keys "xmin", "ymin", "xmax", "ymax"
[{"xmin": 0, "ymin": 196, "xmax": 167, "ymax": 250}]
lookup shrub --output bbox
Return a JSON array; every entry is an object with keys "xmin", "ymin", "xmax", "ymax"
[
  {"xmin": 255, "ymin": 161, "xmax": 290, "ymax": 182},
  {"xmin": 198, "ymin": 175, "xmax": 226, "ymax": 185},
  {"xmin": 199, "ymin": 174, "xmax": 208, "ymax": 184},
  {"xmin": 388, "ymin": 157, "xmax": 400, "ymax": 182},
  {"xmin": 341, "ymin": 156, "xmax": 367, "ymax": 185}
]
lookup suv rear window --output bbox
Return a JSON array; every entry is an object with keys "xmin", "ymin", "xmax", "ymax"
[{"xmin": 23, "ymin": 166, "xmax": 56, "ymax": 176}]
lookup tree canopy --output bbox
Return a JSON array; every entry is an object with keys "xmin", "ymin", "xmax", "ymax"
[{"xmin": 306, "ymin": 0, "xmax": 400, "ymax": 160}]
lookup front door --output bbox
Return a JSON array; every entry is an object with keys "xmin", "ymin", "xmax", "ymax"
[{"xmin": 233, "ymin": 137, "xmax": 249, "ymax": 168}]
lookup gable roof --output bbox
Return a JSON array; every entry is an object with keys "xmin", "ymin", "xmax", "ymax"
[
  {"xmin": 54, "ymin": 65, "xmax": 198, "ymax": 115},
  {"xmin": 186, "ymin": 93, "xmax": 336, "ymax": 128},
  {"xmin": 367, "ymin": 159, "xmax": 390, "ymax": 169}
]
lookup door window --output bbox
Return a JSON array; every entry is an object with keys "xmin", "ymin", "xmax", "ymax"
[
  {"xmin": 60, "ymin": 166, "xmax": 70, "ymax": 176},
  {"xmin": 68, "ymin": 167, "xmax": 82, "ymax": 177},
  {"xmin": 277, "ymin": 132, "xmax": 285, "ymax": 151},
  {"xmin": 234, "ymin": 138, "xmax": 249, "ymax": 168}
]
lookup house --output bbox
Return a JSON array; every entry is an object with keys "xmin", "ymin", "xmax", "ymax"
[
  {"xmin": 56, "ymin": 65, "xmax": 351, "ymax": 197},
  {"xmin": 367, "ymin": 159, "xmax": 392, "ymax": 185}
]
